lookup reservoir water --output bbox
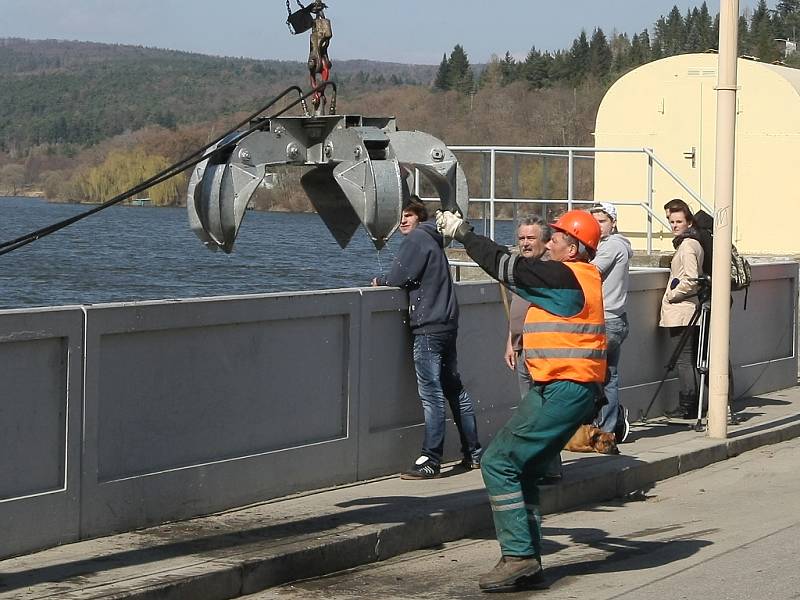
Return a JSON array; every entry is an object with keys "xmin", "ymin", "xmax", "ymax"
[{"xmin": 0, "ymin": 196, "xmax": 516, "ymax": 309}]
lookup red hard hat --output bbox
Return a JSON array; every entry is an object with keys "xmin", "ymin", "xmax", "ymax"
[{"xmin": 550, "ymin": 210, "xmax": 601, "ymax": 253}]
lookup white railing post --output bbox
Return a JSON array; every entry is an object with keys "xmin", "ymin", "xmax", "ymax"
[
  {"xmin": 445, "ymin": 146, "xmax": 704, "ymax": 254},
  {"xmin": 567, "ymin": 149, "xmax": 574, "ymax": 210},
  {"xmin": 647, "ymin": 151, "xmax": 654, "ymax": 254},
  {"xmin": 490, "ymin": 148, "xmax": 496, "ymax": 240}
]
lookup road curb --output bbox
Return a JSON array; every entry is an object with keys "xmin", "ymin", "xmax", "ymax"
[{"xmin": 53, "ymin": 416, "xmax": 800, "ymax": 600}]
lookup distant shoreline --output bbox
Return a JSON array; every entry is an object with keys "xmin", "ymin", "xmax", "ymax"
[
  {"xmin": 0, "ymin": 190, "xmax": 46, "ymax": 198},
  {"xmin": 0, "ymin": 193, "xmax": 314, "ymax": 213}
]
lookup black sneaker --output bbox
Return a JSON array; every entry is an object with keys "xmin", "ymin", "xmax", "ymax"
[
  {"xmin": 664, "ymin": 406, "xmax": 691, "ymax": 419},
  {"xmin": 401, "ymin": 456, "xmax": 440, "ymax": 480},
  {"xmin": 459, "ymin": 457, "xmax": 481, "ymax": 470},
  {"xmin": 535, "ymin": 473, "xmax": 562, "ymax": 485}
]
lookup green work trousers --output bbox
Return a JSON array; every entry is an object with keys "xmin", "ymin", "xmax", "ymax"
[{"xmin": 480, "ymin": 379, "xmax": 597, "ymax": 558}]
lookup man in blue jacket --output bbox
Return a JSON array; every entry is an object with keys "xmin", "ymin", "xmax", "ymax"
[{"xmin": 373, "ymin": 196, "xmax": 482, "ymax": 479}]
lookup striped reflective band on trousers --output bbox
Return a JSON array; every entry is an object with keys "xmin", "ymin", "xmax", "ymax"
[{"xmin": 489, "ymin": 491, "xmax": 525, "ymax": 512}]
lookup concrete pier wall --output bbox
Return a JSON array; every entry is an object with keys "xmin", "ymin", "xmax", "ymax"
[{"xmin": 0, "ymin": 262, "xmax": 795, "ymax": 558}]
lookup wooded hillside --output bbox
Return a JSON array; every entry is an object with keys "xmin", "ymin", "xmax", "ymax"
[{"xmin": 1, "ymin": 0, "xmax": 798, "ymax": 211}]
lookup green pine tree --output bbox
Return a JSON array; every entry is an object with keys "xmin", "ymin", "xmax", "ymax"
[
  {"xmin": 737, "ymin": 15, "xmax": 748, "ymax": 55},
  {"xmin": 778, "ymin": 0, "xmax": 800, "ymax": 14},
  {"xmin": 433, "ymin": 53, "xmax": 450, "ymax": 90},
  {"xmin": 629, "ymin": 33, "xmax": 645, "ymax": 66},
  {"xmin": 589, "ymin": 28, "xmax": 612, "ymax": 77},
  {"xmin": 752, "ymin": 4, "xmax": 780, "ymax": 62},
  {"xmin": 610, "ymin": 33, "xmax": 631, "ymax": 72},
  {"xmin": 697, "ymin": 2, "xmax": 715, "ymax": 51},
  {"xmin": 500, "ymin": 51, "xmax": 517, "ymax": 85},
  {"xmin": 569, "ymin": 30, "xmax": 591, "ymax": 81},
  {"xmin": 447, "ymin": 44, "xmax": 475, "ymax": 95},
  {"xmin": 664, "ymin": 6, "xmax": 686, "ymax": 56},
  {"xmin": 639, "ymin": 29, "xmax": 652, "ymax": 61},
  {"xmin": 685, "ymin": 8, "xmax": 704, "ymax": 52},
  {"xmin": 523, "ymin": 46, "xmax": 550, "ymax": 88}
]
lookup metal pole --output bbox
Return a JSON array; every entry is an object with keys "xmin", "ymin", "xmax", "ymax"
[{"xmin": 708, "ymin": 0, "xmax": 739, "ymax": 439}]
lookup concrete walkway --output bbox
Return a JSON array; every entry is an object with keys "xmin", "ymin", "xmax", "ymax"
[{"xmin": 2, "ymin": 388, "xmax": 800, "ymax": 600}]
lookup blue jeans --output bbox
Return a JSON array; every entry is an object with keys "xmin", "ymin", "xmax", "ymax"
[
  {"xmin": 413, "ymin": 330, "xmax": 481, "ymax": 465},
  {"xmin": 596, "ymin": 314, "xmax": 629, "ymax": 433}
]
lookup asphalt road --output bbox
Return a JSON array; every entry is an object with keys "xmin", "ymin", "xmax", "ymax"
[{"xmin": 251, "ymin": 437, "xmax": 800, "ymax": 599}]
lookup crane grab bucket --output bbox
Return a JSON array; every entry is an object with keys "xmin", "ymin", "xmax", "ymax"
[{"xmin": 186, "ymin": 114, "xmax": 469, "ymax": 253}]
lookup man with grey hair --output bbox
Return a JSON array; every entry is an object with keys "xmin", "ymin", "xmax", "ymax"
[
  {"xmin": 502, "ymin": 215, "xmax": 562, "ymax": 483},
  {"xmin": 589, "ymin": 202, "xmax": 633, "ymax": 442},
  {"xmin": 504, "ymin": 216, "xmax": 551, "ymax": 394}
]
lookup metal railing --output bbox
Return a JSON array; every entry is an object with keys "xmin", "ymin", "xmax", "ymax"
[{"xmin": 422, "ymin": 146, "xmax": 711, "ymax": 255}]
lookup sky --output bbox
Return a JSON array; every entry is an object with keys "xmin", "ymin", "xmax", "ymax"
[{"xmin": 0, "ymin": 0, "xmax": 763, "ymax": 65}]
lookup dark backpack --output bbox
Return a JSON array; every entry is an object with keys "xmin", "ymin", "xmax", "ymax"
[
  {"xmin": 730, "ymin": 244, "xmax": 752, "ymax": 291},
  {"xmin": 693, "ymin": 210, "xmax": 752, "ymax": 306}
]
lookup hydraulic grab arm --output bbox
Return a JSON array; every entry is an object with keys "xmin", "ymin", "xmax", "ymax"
[
  {"xmin": 187, "ymin": 114, "xmax": 469, "ymax": 252},
  {"xmin": 188, "ymin": 1, "xmax": 468, "ymax": 253}
]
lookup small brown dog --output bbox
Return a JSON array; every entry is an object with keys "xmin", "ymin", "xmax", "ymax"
[{"xmin": 564, "ymin": 424, "xmax": 619, "ymax": 454}]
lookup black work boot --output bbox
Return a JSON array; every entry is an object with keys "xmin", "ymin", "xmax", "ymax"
[
  {"xmin": 478, "ymin": 555, "xmax": 542, "ymax": 592},
  {"xmin": 665, "ymin": 392, "xmax": 696, "ymax": 419}
]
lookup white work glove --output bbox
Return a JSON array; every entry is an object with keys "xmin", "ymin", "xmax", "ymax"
[{"xmin": 435, "ymin": 210, "xmax": 471, "ymax": 243}]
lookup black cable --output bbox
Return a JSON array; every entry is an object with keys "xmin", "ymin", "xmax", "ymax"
[
  {"xmin": 0, "ymin": 85, "xmax": 306, "ymax": 256},
  {"xmin": 0, "ymin": 82, "xmax": 335, "ymax": 257}
]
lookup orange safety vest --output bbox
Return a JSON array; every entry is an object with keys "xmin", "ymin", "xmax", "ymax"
[{"xmin": 523, "ymin": 261, "xmax": 607, "ymax": 383}]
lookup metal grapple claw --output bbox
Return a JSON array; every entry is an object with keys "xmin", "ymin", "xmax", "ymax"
[
  {"xmin": 187, "ymin": 133, "xmax": 272, "ymax": 253},
  {"xmin": 187, "ymin": 115, "xmax": 468, "ymax": 252},
  {"xmin": 387, "ymin": 130, "xmax": 469, "ymax": 217}
]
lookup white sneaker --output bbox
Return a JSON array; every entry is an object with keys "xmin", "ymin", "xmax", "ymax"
[{"xmin": 620, "ymin": 406, "xmax": 630, "ymax": 443}]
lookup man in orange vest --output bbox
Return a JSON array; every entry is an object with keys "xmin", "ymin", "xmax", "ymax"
[{"xmin": 437, "ymin": 209, "xmax": 607, "ymax": 592}]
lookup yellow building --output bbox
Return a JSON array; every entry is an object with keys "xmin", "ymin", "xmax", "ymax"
[{"xmin": 594, "ymin": 53, "xmax": 800, "ymax": 254}]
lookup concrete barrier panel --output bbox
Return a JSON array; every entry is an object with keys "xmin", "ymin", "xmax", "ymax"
[
  {"xmin": 356, "ymin": 283, "xmax": 519, "ymax": 479},
  {"xmin": 0, "ymin": 261, "xmax": 794, "ymax": 558},
  {"xmin": 356, "ymin": 287, "xmax": 421, "ymax": 479},
  {"xmin": 730, "ymin": 263, "xmax": 798, "ymax": 397},
  {"xmin": 81, "ymin": 292, "xmax": 361, "ymax": 537},
  {"xmin": 0, "ymin": 307, "xmax": 83, "ymax": 557},
  {"xmin": 453, "ymin": 282, "xmax": 520, "ymax": 442}
]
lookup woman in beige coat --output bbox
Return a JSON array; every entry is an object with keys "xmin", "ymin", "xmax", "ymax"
[{"xmin": 659, "ymin": 199, "xmax": 706, "ymax": 418}]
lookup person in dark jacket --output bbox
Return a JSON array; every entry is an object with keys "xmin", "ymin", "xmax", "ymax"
[{"xmin": 372, "ymin": 196, "xmax": 482, "ymax": 479}]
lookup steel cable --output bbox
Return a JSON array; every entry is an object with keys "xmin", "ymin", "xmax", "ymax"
[{"xmin": 0, "ymin": 82, "xmax": 335, "ymax": 257}]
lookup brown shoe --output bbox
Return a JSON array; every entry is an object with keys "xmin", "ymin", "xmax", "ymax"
[{"xmin": 478, "ymin": 555, "xmax": 542, "ymax": 592}]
